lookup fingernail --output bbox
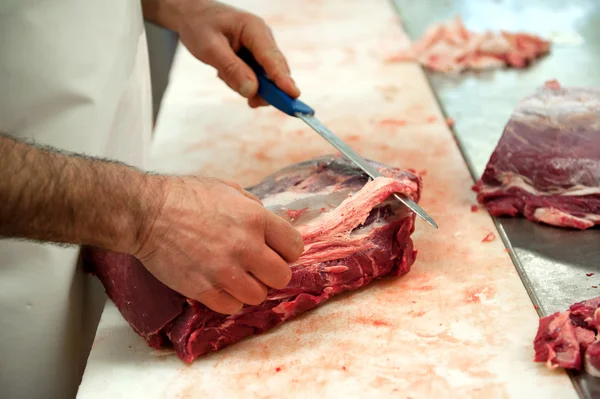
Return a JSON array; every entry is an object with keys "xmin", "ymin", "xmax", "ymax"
[
  {"xmin": 289, "ymin": 77, "xmax": 300, "ymax": 95},
  {"xmin": 239, "ymin": 80, "xmax": 256, "ymax": 98}
]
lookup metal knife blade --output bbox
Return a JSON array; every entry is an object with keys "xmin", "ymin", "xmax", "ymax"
[{"xmin": 297, "ymin": 113, "xmax": 438, "ymax": 229}]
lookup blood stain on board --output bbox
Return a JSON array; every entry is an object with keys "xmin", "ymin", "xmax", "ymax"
[
  {"xmin": 415, "ymin": 285, "xmax": 434, "ymax": 292},
  {"xmin": 408, "ymin": 310, "xmax": 426, "ymax": 318},
  {"xmin": 446, "ymin": 117, "xmax": 455, "ymax": 127},
  {"xmin": 253, "ymin": 149, "xmax": 270, "ymax": 161},
  {"xmin": 587, "ymin": 273, "xmax": 595, "ymax": 277},
  {"xmin": 464, "ymin": 286, "xmax": 495, "ymax": 304},
  {"xmin": 346, "ymin": 134, "xmax": 361, "ymax": 142},
  {"xmin": 378, "ymin": 118, "xmax": 407, "ymax": 127},
  {"xmin": 354, "ymin": 316, "xmax": 392, "ymax": 327},
  {"xmin": 425, "ymin": 115, "xmax": 437, "ymax": 123},
  {"xmin": 481, "ymin": 232, "xmax": 496, "ymax": 243},
  {"xmin": 471, "ymin": 205, "xmax": 479, "ymax": 212},
  {"xmin": 432, "ymin": 143, "xmax": 450, "ymax": 158},
  {"xmin": 415, "ymin": 330, "xmax": 462, "ymax": 344},
  {"xmin": 275, "ymin": 366, "xmax": 282, "ymax": 373},
  {"xmin": 418, "ymin": 169, "xmax": 428, "ymax": 176}
]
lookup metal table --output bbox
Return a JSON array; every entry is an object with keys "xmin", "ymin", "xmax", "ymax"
[{"xmin": 392, "ymin": 0, "xmax": 600, "ymax": 397}]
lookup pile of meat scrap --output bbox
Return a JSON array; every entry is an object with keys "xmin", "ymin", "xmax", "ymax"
[
  {"xmin": 393, "ymin": 16, "xmax": 550, "ymax": 73},
  {"xmin": 85, "ymin": 155, "xmax": 422, "ymax": 362},
  {"xmin": 534, "ymin": 297, "xmax": 600, "ymax": 377}
]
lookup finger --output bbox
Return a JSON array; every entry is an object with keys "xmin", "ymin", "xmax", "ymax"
[
  {"xmin": 201, "ymin": 35, "xmax": 260, "ymax": 99},
  {"xmin": 264, "ymin": 213, "xmax": 304, "ymax": 263},
  {"xmin": 217, "ymin": 267, "xmax": 268, "ymax": 306},
  {"xmin": 195, "ymin": 288, "xmax": 244, "ymax": 315},
  {"xmin": 248, "ymin": 96, "xmax": 269, "ymax": 108},
  {"xmin": 221, "ymin": 179, "xmax": 262, "ymax": 204},
  {"xmin": 239, "ymin": 189, "xmax": 262, "ymax": 204},
  {"xmin": 240, "ymin": 19, "xmax": 300, "ymax": 98},
  {"xmin": 245, "ymin": 246, "xmax": 293, "ymax": 290}
]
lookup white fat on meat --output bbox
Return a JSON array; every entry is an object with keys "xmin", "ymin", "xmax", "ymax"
[
  {"xmin": 261, "ymin": 189, "xmax": 335, "ymax": 208},
  {"xmin": 298, "ymin": 177, "xmax": 416, "ymax": 243},
  {"xmin": 532, "ymin": 208, "xmax": 596, "ymax": 230},
  {"xmin": 479, "ymin": 172, "xmax": 600, "ymax": 197}
]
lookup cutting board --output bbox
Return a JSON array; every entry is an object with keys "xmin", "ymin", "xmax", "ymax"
[{"xmin": 77, "ymin": 1, "xmax": 578, "ymax": 398}]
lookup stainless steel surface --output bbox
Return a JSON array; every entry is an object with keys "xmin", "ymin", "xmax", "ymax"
[
  {"xmin": 297, "ymin": 113, "xmax": 439, "ymax": 229},
  {"xmin": 392, "ymin": 0, "xmax": 600, "ymax": 397}
]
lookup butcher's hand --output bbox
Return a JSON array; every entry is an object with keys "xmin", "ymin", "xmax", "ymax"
[
  {"xmin": 142, "ymin": 0, "xmax": 300, "ymax": 108},
  {"xmin": 0, "ymin": 133, "xmax": 302, "ymax": 316},
  {"xmin": 134, "ymin": 176, "xmax": 304, "ymax": 314}
]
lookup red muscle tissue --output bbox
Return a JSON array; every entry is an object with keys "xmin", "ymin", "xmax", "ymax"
[
  {"xmin": 84, "ymin": 155, "xmax": 422, "ymax": 362},
  {"xmin": 534, "ymin": 297, "xmax": 600, "ymax": 377},
  {"xmin": 473, "ymin": 80, "xmax": 600, "ymax": 230}
]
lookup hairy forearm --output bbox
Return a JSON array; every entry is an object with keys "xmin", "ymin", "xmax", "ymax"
[{"xmin": 0, "ymin": 134, "xmax": 161, "ymax": 254}]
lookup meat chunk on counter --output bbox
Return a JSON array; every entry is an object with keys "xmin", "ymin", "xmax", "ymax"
[
  {"xmin": 84, "ymin": 155, "xmax": 422, "ymax": 362},
  {"xmin": 473, "ymin": 80, "xmax": 600, "ymax": 230},
  {"xmin": 392, "ymin": 16, "xmax": 550, "ymax": 73},
  {"xmin": 534, "ymin": 297, "xmax": 600, "ymax": 377}
]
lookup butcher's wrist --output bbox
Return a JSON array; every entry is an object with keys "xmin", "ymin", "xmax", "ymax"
[
  {"xmin": 143, "ymin": 0, "xmax": 200, "ymax": 32},
  {"xmin": 123, "ymin": 173, "xmax": 169, "ymax": 258}
]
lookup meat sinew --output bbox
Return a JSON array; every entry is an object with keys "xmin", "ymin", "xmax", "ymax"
[
  {"xmin": 473, "ymin": 80, "xmax": 600, "ymax": 230},
  {"xmin": 534, "ymin": 297, "xmax": 600, "ymax": 377},
  {"xmin": 84, "ymin": 155, "xmax": 422, "ymax": 362},
  {"xmin": 391, "ymin": 16, "xmax": 550, "ymax": 73}
]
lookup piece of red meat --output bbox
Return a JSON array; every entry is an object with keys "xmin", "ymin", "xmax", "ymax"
[
  {"xmin": 84, "ymin": 155, "xmax": 422, "ymax": 362},
  {"xmin": 390, "ymin": 16, "xmax": 550, "ymax": 73},
  {"xmin": 473, "ymin": 80, "xmax": 600, "ymax": 230},
  {"xmin": 533, "ymin": 297, "xmax": 600, "ymax": 377}
]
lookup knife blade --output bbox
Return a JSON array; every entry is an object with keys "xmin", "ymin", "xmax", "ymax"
[{"xmin": 238, "ymin": 48, "xmax": 438, "ymax": 229}]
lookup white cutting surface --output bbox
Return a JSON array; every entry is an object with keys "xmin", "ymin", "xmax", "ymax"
[{"xmin": 77, "ymin": 1, "xmax": 577, "ymax": 398}]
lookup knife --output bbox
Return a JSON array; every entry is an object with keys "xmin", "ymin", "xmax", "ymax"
[{"xmin": 237, "ymin": 48, "xmax": 438, "ymax": 229}]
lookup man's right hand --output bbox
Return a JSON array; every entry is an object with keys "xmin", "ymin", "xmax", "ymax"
[{"xmin": 134, "ymin": 175, "xmax": 304, "ymax": 315}]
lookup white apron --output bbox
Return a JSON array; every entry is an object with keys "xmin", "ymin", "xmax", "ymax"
[{"xmin": 0, "ymin": 1, "xmax": 153, "ymax": 398}]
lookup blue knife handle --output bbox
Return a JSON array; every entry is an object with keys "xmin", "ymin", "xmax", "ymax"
[{"xmin": 237, "ymin": 48, "xmax": 314, "ymax": 117}]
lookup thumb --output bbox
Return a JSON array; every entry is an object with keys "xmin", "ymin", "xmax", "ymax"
[
  {"xmin": 202, "ymin": 35, "xmax": 258, "ymax": 99},
  {"xmin": 221, "ymin": 179, "xmax": 263, "ymax": 204}
]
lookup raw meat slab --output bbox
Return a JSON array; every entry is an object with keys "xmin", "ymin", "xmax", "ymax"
[
  {"xmin": 85, "ymin": 155, "xmax": 422, "ymax": 362},
  {"xmin": 77, "ymin": 1, "xmax": 577, "ymax": 398},
  {"xmin": 473, "ymin": 80, "xmax": 600, "ymax": 230},
  {"xmin": 534, "ymin": 296, "xmax": 600, "ymax": 377}
]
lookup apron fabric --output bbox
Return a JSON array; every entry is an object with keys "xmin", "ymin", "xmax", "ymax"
[{"xmin": 0, "ymin": 1, "xmax": 153, "ymax": 398}]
